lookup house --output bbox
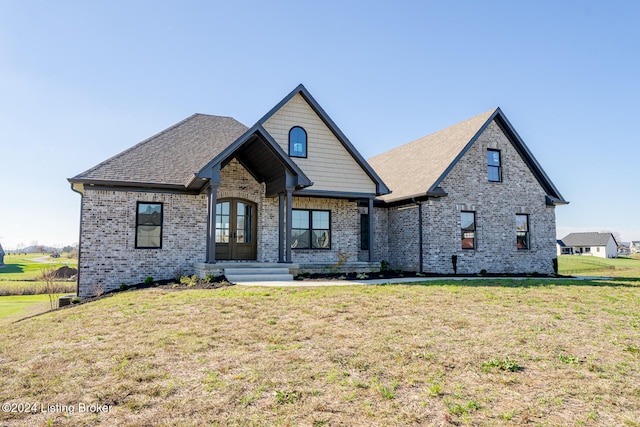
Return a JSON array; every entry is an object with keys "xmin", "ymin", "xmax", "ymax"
[
  {"xmin": 69, "ymin": 84, "xmax": 567, "ymax": 297},
  {"xmin": 557, "ymin": 232, "xmax": 618, "ymax": 258},
  {"xmin": 630, "ymin": 241, "xmax": 640, "ymax": 254}
]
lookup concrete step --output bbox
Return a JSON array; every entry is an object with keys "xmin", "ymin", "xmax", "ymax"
[
  {"xmin": 225, "ymin": 273, "xmax": 294, "ymax": 282},
  {"xmin": 224, "ymin": 266, "xmax": 294, "ymax": 283},
  {"xmin": 224, "ymin": 267, "xmax": 290, "ymax": 275}
]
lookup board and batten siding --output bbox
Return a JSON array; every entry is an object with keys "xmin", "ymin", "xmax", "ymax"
[{"xmin": 262, "ymin": 93, "xmax": 376, "ymax": 194}]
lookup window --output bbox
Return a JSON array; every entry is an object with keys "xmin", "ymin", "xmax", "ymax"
[
  {"xmin": 487, "ymin": 149, "xmax": 502, "ymax": 182},
  {"xmin": 291, "ymin": 209, "xmax": 330, "ymax": 249},
  {"xmin": 289, "ymin": 126, "xmax": 307, "ymax": 158},
  {"xmin": 516, "ymin": 214, "xmax": 529, "ymax": 250},
  {"xmin": 136, "ymin": 202, "xmax": 163, "ymax": 248},
  {"xmin": 461, "ymin": 211, "xmax": 476, "ymax": 249},
  {"xmin": 360, "ymin": 214, "xmax": 369, "ymax": 250}
]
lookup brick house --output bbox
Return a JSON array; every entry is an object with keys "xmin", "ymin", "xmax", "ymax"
[{"xmin": 69, "ymin": 84, "xmax": 567, "ymax": 297}]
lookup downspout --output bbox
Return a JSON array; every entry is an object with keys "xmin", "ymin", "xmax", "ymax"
[{"xmin": 70, "ymin": 183, "xmax": 84, "ymax": 297}]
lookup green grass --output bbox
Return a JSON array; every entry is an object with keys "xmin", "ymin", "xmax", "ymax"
[
  {"xmin": 558, "ymin": 255, "xmax": 640, "ymax": 276},
  {"xmin": 0, "ymin": 254, "xmax": 77, "ymax": 297},
  {"xmin": 1, "ymin": 279, "xmax": 639, "ymax": 426},
  {"xmin": 0, "ymin": 294, "xmax": 50, "ymax": 318},
  {"xmin": 0, "ymin": 254, "xmax": 77, "ymax": 281}
]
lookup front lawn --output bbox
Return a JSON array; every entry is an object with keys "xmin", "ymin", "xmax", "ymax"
[{"xmin": 1, "ymin": 279, "xmax": 639, "ymax": 426}]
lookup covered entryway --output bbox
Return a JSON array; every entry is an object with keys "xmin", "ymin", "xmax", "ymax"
[
  {"xmin": 215, "ymin": 199, "xmax": 257, "ymax": 260},
  {"xmin": 199, "ymin": 125, "xmax": 313, "ymax": 264}
]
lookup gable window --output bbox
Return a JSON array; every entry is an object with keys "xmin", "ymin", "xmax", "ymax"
[
  {"xmin": 360, "ymin": 214, "xmax": 369, "ymax": 250},
  {"xmin": 136, "ymin": 202, "xmax": 163, "ymax": 249},
  {"xmin": 461, "ymin": 211, "xmax": 476, "ymax": 249},
  {"xmin": 516, "ymin": 214, "xmax": 529, "ymax": 250},
  {"xmin": 291, "ymin": 209, "xmax": 330, "ymax": 249},
  {"xmin": 289, "ymin": 126, "xmax": 307, "ymax": 158},
  {"xmin": 487, "ymin": 149, "xmax": 502, "ymax": 182}
]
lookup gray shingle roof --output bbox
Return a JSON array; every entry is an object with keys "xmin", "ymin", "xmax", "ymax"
[
  {"xmin": 70, "ymin": 114, "xmax": 248, "ymax": 187},
  {"xmin": 368, "ymin": 109, "xmax": 496, "ymax": 203},
  {"xmin": 559, "ymin": 232, "xmax": 614, "ymax": 247}
]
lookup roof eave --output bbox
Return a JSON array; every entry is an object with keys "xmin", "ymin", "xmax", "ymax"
[{"xmin": 67, "ymin": 178, "xmax": 192, "ymax": 193}]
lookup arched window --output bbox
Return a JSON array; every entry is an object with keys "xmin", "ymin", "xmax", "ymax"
[{"xmin": 289, "ymin": 126, "xmax": 307, "ymax": 158}]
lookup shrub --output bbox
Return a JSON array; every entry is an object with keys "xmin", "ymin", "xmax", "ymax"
[
  {"xmin": 479, "ymin": 269, "xmax": 487, "ymax": 276},
  {"xmin": 180, "ymin": 275, "xmax": 199, "ymax": 287},
  {"xmin": 380, "ymin": 260, "xmax": 390, "ymax": 272},
  {"xmin": 119, "ymin": 284, "xmax": 129, "ymax": 291},
  {"xmin": 451, "ymin": 254, "xmax": 458, "ymax": 274},
  {"xmin": 144, "ymin": 276, "xmax": 154, "ymax": 285}
]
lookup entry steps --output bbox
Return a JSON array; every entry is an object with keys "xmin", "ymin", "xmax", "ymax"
[{"xmin": 224, "ymin": 266, "xmax": 293, "ymax": 283}]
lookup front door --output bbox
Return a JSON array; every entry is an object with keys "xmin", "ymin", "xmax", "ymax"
[{"xmin": 215, "ymin": 199, "xmax": 257, "ymax": 260}]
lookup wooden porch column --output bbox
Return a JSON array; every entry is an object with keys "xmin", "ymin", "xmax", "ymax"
[
  {"xmin": 278, "ymin": 193, "xmax": 285, "ymax": 263},
  {"xmin": 205, "ymin": 164, "xmax": 221, "ymax": 264},
  {"xmin": 206, "ymin": 184, "xmax": 218, "ymax": 263},
  {"xmin": 368, "ymin": 197, "xmax": 375, "ymax": 262},
  {"xmin": 285, "ymin": 188, "xmax": 293, "ymax": 263}
]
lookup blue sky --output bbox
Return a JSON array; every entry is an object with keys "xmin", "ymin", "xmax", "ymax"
[{"xmin": 0, "ymin": 0, "xmax": 638, "ymax": 249}]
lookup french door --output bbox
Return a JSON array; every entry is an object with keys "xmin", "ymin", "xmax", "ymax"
[{"xmin": 215, "ymin": 199, "xmax": 257, "ymax": 260}]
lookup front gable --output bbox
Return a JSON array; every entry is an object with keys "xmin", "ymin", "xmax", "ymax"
[
  {"xmin": 441, "ymin": 119, "xmax": 548, "ymax": 202},
  {"xmin": 260, "ymin": 86, "xmax": 389, "ymax": 196}
]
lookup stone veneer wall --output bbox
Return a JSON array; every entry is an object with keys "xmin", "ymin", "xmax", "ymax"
[
  {"xmin": 420, "ymin": 121, "xmax": 557, "ymax": 274},
  {"xmin": 78, "ymin": 189, "xmax": 208, "ymax": 297}
]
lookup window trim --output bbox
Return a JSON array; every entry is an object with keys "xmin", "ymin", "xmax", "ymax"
[
  {"xmin": 291, "ymin": 209, "xmax": 331, "ymax": 250},
  {"xmin": 487, "ymin": 149, "xmax": 502, "ymax": 183},
  {"xmin": 516, "ymin": 213, "xmax": 530, "ymax": 250},
  {"xmin": 288, "ymin": 126, "xmax": 308, "ymax": 158},
  {"xmin": 461, "ymin": 211, "xmax": 476, "ymax": 250},
  {"xmin": 135, "ymin": 201, "xmax": 163, "ymax": 249}
]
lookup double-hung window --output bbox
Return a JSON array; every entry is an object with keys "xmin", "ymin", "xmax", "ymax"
[
  {"xmin": 487, "ymin": 149, "xmax": 502, "ymax": 182},
  {"xmin": 516, "ymin": 214, "xmax": 529, "ymax": 250},
  {"xmin": 136, "ymin": 202, "xmax": 163, "ymax": 249},
  {"xmin": 291, "ymin": 209, "xmax": 330, "ymax": 249},
  {"xmin": 461, "ymin": 211, "xmax": 476, "ymax": 249}
]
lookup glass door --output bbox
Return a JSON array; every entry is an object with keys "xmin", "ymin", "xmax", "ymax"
[{"xmin": 215, "ymin": 199, "xmax": 257, "ymax": 260}]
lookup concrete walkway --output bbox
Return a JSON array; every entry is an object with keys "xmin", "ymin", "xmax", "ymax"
[{"xmin": 231, "ymin": 275, "xmax": 605, "ymax": 287}]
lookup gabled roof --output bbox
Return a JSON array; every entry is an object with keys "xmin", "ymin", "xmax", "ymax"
[
  {"xmin": 559, "ymin": 232, "xmax": 615, "ymax": 247},
  {"xmin": 258, "ymin": 84, "xmax": 390, "ymax": 196},
  {"xmin": 368, "ymin": 108, "xmax": 567, "ymax": 205},
  {"xmin": 69, "ymin": 114, "xmax": 249, "ymax": 190}
]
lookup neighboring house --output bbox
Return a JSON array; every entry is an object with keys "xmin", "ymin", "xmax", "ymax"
[
  {"xmin": 630, "ymin": 241, "xmax": 640, "ymax": 254},
  {"xmin": 69, "ymin": 84, "xmax": 567, "ymax": 297},
  {"xmin": 0, "ymin": 243, "xmax": 4, "ymax": 266},
  {"xmin": 557, "ymin": 232, "xmax": 618, "ymax": 258}
]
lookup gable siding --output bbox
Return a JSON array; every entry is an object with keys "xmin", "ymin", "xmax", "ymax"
[
  {"xmin": 421, "ymin": 121, "xmax": 557, "ymax": 274},
  {"xmin": 262, "ymin": 94, "xmax": 376, "ymax": 194}
]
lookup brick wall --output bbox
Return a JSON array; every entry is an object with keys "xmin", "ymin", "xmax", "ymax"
[
  {"xmin": 289, "ymin": 197, "xmax": 362, "ymax": 264},
  {"xmin": 78, "ymin": 190, "xmax": 208, "ymax": 297},
  {"xmin": 420, "ymin": 121, "xmax": 557, "ymax": 274}
]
